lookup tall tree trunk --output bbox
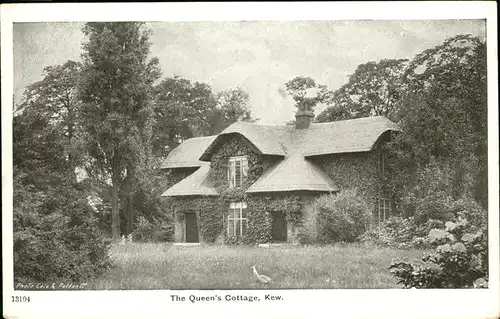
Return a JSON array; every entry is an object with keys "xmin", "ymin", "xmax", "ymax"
[
  {"xmin": 123, "ymin": 164, "xmax": 134, "ymax": 235},
  {"xmin": 126, "ymin": 194, "xmax": 133, "ymax": 235},
  {"xmin": 111, "ymin": 162, "xmax": 121, "ymax": 240}
]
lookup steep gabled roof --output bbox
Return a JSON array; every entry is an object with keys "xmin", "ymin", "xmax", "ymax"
[
  {"xmin": 246, "ymin": 154, "xmax": 338, "ymax": 193},
  {"xmin": 161, "ymin": 116, "xmax": 400, "ymax": 196},
  {"xmin": 161, "ymin": 163, "xmax": 218, "ymax": 197},
  {"xmin": 198, "ymin": 116, "xmax": 399, "ymax": 161},
  {"xmin": 301, "ymin": 116, "xmax": 401, "ymax": 157},
  {"xmin": 160, "ymin": 136, "xmax": 216, "ymax": 169},
  {"xmin": 199, "ymin": 122, "xmax": 287, "ymax": 161}
]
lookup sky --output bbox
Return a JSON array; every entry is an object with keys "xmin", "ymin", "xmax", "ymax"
[{"xmin": 13, "ymin": 20, "xmax": 485, "ymax": 124}]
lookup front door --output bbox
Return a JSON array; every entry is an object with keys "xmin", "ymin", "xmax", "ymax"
[
  {"xmin": 185, "ymin": 213, "xmax": 199, "ymax": 243},
  {"xmin": 271, "ymin": 211, "xmax": 287, "ymax": 242}
]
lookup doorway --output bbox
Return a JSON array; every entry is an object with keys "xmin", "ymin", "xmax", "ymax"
[
  {"xmin": 270, "ymin": 211, "xmax": 287, "ymax": 242},
  {"xmin": 184, "ymin": 212, "xmax": 199, "ymax": 243}
]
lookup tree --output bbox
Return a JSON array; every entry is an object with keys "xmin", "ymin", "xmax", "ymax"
[
  {"xmin": 285, "ymin": 76, "xmax": 326, "ymax": 112},
  {"xmin": 153, "ymin": 80, "xmax": 256, "ymax": 157},
  {"xmin": 209, "ymin": 88, "xmax": 256, "ymax": 134},
  {"xmin": 78, "ymin": 22, "xmax": 161, "ymax": 239},
  {"xmin": 313, "ymin": 35, "xmax": 487, "ymax": 210},
  {"xmin": 401, "ymin": 34, "xmax": 487, "ymax": 207},
  {"xmin": 152, "ymin": 76, "xmax": 217, "ymax": 156},
  {"xmin": 316, "ymin": 59, "xmax": 408, "ymax": 122},
  {"xmin": 16, "ymin": 60, "xmax": 83, "ymax": 168},
  {"xmin": 387, "ymin": 35, "xmax": 487, "ymax": 209},
  {"xmin": 13, "ymin": 103, "xmax": 112, "ymax": 282}
]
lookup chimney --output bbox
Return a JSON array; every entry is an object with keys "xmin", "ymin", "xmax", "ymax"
[{"xmin": 295, "ymin": 110, "xmax": 314, "ymax": 129}]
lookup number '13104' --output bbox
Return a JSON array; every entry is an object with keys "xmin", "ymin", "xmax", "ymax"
[{"xmin": 12, "ymin": 296, "xmax": 30, "ymax": 302}]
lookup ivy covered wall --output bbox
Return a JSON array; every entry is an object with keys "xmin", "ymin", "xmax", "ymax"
[
  {"xmin": 310, "ymin": 151, "xmax": 383, "ymax": 215},
  {"xmin": 169, "ymin": 197, "xmax": 222, "ymax": 243},
  {"xmin": 166, "ymin": 135, "xmax": 304, "ymax": 244},
  {"xmin": 165, "ymin": 134, "xmax": 387, "ymax": 244},
  {"xmin": 208, "ymin": 135, "xmax": 280, "ymax": 194},
  {"xmin": 208, "ymin": 135, "xmax": 302, "ymax": 244}
]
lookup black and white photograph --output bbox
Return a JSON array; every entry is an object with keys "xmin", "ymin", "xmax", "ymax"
[{"xmin": 2, "ymin": 2, "xmax": 499, "ymax": 319}]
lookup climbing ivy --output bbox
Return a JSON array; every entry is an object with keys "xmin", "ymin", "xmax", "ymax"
[
  {"xmin": 167, "ymin": 134, "xmax": 386, "ymax": 244},
  {"xmin": 243, "ymin": 195, "xmax": 302, "ymax": 244},
  {"xmin": 168, "ymin": 136, "xmax": 304, "ymax": 244},
  {"xmin": 168, "ymin": 197, "xmax": 223, "ymax": 243},
  {"xmin": 311, "ymin": 152, "xmax": 382, "ymax": 206},
  {"xmin": 209, "ymin": 136, "xmax": 264, "ymax": 193}
]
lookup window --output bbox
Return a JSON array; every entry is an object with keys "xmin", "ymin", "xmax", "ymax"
[
  {"xmin": 227, "ymin": 202, "xmax": 248, "ymax": 237},
  {"xmin": 228, "ymin": 156, "xmax": 248, "ymax": 188},
  {"xmin": 377, "ymin": 198, "xmax": 391, "ymax": 224}
]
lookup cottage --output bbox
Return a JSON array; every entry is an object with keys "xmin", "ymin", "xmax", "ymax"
[{"xmin": 161, "ymin": 111, "xmax": 400, "ymax": 244}]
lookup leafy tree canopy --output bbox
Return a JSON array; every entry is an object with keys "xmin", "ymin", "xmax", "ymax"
[
  {"xmin": 285, "ymin": 76, "xmax": 327, "ymax": 112},
  {"xmin": 316, "ymin": 58, "xmax": 408, "ymax": 122},
  {"xmin": 79, "ymin": 22, "xmax": 161, "ymax": 239}
]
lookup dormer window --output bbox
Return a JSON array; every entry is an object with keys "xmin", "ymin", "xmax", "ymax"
[{"xmin": 228, "ymin": 156, "xmax": 248, "ymax": 188}]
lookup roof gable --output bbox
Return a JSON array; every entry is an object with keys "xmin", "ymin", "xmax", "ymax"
[
  {"xmin": 161, "ymin": 163, "xmax": 218, "ymax": 197},
  {"xmin": 161, "ymin": 116, "xmax": 400, "ymax": 196},
  {"xmin": 301, "ymin": 116, "xmax": 400, "ymax": 157},
  {"xmin": 199, "ymin": 116, "xmax": 399, "ymax": 161},
  {"xmin": 199, "ymin": 122, "xmax": 287, "ymax": 161},
  {"xmin": 160, "ymin": 135, "xmax": 216, "ymax": 169},
  {"xmin": 246, "ymin": 154, "xmax": 338, "ymax": 193}
]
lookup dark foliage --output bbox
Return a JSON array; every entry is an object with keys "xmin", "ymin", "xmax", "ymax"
[
  {"xmin": 314, "ymin": 189, "xmax": 371, "ymax": 243},
  {"xmin": 13, "ymin": 107, "xmax": 112, "ymax": 283},
  {"xmin": 389, "ymin": 218, "xmax": 488, "ymax": 288}
]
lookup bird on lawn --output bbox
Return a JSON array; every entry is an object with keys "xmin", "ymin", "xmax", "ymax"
[{"xmin": 252, "ymin": 265, "xmax": 273, "ymax": 284}]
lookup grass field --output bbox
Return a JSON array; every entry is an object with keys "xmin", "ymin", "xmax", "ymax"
[{"xmin": 87, "ymin": 242, "xmax": 428, "ymax": 289}]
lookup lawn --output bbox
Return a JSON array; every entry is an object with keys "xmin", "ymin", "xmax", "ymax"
[{"xmin": 87, "ymin": 242, "xmax": 428, "ymax": 289}]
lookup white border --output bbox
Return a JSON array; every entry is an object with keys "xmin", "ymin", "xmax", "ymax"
[{"xmin": 2, "ymin": 2, "xmax": 499, "ymax": 319}]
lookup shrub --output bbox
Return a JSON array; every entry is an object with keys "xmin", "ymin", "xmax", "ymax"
[
  {"xmin": 414, "ymin": 218, "xmax": 446, "ymax": 238},
  {"xmin": 152, "ymin": 222, "xmax": 173, "ymax": 242},
  {"xmin": 132, "ymin": 216, "xmax": 173, "ymax": 242},
  {"xmin": 295, "ymin": 218, "xmax": 316, "ymax": 245},
  {"xmin": 360, "ymin": 216, "xmax": 416, "ymax": 248},
  {"xmin": 224, "ymin": 235, "xmax": 253, "ymax": 245},
  {"xmin": 132, "ymin": 216, "xmax": 153, "ymax": 242},
  {"xmin": 411, "ymin": 192, "xmax": 455, "ymax": 227},
  {"xmin": 13, "ymin": 101, "xmax": 113, "ymax": 284},
  {"xmin": 314, "ymin": 189, "xmax": 371, "ymax": 243},
  {"xmin": 14, "ymin": 196, "xmax": 113, "ymax": 283},
  {"xmin": 450, "ymin": 196, "xmax": 487, "ymax": 231},
  {"xmin": 389, "ymin": 218, "xmax": 488, "ymax": 288}
]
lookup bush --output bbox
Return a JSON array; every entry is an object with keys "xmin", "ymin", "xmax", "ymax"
[
  {"xmin": 410, "ymin": 195, "xmax": 486, "ymax": 241},
  {"xmin": 14, "ymin": 196, "xmax": 113, "ymax": 283},
  {"xmin": 13, "ymin": 102, "xmax": 113, "ymax": 284},
  {"xmin": 360, "ymin": 216, "xmax": 416, "ymax": 248},
  {"xmin": 450, "ymin": 196, "xmax": 487, "ymax": 231},
  {"xmin": 224, "ymin": 235, "xmax": 253, "ymax": 245},
  {"xmin": 152, "ymin": 221, "xmax": 173, "ymax": 242},
  {"xmin": 132, "ymin": 216, "xmax": 153, "ymax": 241},
  {"xmin": 295, "ymin": 218, "xmax": 316, "ymax": 245},
  {"xmin": 412, "ymin": 193, "xmax": 455, "ymax": 226},
  {"xmin": 132, "ymin": 216, "xmax": 173, "ymax": 242},
  {"xmin": 414, "ymin": 218, "xmax": 446, "ymax": 238},
  {"xmin": 389, "ymin": 218, "xmax": 488, "ymax": 288},
  {"xmin": 314, "ymin": 189, "xmax": 371, "ymax": 244}
]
